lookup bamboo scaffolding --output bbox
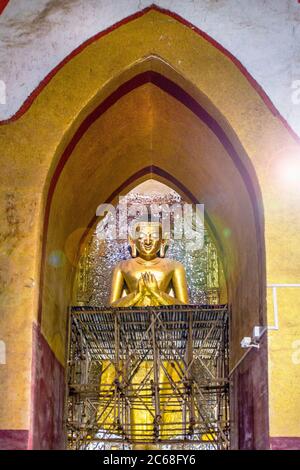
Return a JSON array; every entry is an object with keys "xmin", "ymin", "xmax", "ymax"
[{"xmin": 66, "ymin": 304, "xmax": 230, "ymax": 450}]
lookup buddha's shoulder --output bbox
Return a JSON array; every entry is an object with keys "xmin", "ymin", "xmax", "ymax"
[
  {"xmin": 162, "ymin": 258, "xmax": 185, "ymax": 270},
  {"xmin": 114, "ymin": 258, "xmax": 135, "ymax": 270}
]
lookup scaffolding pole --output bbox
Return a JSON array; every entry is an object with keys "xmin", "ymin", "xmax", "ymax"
[{"xmin": 66, "ymin": 304, "xmax": 230, "ymax": 450}]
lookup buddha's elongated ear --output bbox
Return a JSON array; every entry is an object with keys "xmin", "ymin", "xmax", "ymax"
[
  {"xmin": 128, "ymin": 221, "xmax": 139, "ymax": 258},
  {"xmin": 159, "ymin": 233, "xmax": 168, "ymax": 258},
  {"xmin": 159, "ymin": 242, "xmax": 165, "ymax": 258},
  {"xmin": 129, "ymin": 237, "xmax": 137, "ymax": 258}
]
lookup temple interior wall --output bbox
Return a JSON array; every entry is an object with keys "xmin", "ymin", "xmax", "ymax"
[{"xmin": 0, "ymin": 7, "xmax": 299, "ymax": 449}]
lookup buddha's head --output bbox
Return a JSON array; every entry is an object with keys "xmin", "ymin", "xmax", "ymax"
[{"xmin": 130, "ymin": 221, "xmax": 167, "ymax": 260}]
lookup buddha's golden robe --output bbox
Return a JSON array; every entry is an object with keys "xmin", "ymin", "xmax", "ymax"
[{"xmin": 97, "ymin": 255, "xmax": 189, "ymax": 447}]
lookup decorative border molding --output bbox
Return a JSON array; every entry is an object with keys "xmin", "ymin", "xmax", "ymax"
[
  {"xmin": 0, "ymin": 430, "xmax": 28, "ymax": 450},
  {"xmin": 270, "ymin": 436, "xmax": 300, "ymax": 450},
  {"xmin": 0, "ymin": 0, "xmax": 9, "ymax": 15},
  {"xmin": 0, "ymin": 4, "xmax": 298, "ymax": 145}
]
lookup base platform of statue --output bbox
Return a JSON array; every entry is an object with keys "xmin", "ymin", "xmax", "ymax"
[{"xmin": 66, "ymin": 304, "xmax": 230, "ymax": 450}]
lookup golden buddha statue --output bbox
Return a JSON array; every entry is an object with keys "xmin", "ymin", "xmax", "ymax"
[
  {"xmin": 105, "ymin": 221, "xmax": 189, "ymax": 448},
  {"xmin": 109, "ymin": 221, "xmax": 189, "ymax": 307}
]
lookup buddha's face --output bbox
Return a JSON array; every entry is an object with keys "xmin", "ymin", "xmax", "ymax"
[{"xmin": 134, "ymin": 223, "xmax": 162, "ymax": 259}]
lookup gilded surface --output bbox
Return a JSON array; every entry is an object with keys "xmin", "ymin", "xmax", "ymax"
[{"xmin": 0, "ymin": 9, "xmax": 299, "ymax": 439}]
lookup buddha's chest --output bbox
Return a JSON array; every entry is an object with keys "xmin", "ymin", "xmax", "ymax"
[{"xmin": 122, "ymin": 262, "xmax": 173, "ymax": 291}]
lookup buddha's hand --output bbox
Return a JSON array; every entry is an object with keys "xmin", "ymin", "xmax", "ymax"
[
  {"xmin": 137, "ymin": 277, "xmax": 147, "ymax": 296},
  {"xmin": 142, "ymin": 272, "xmax": 160, "ymax": 295}
]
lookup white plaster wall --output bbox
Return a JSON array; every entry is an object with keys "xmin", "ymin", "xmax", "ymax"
[{"xmin": 0, "ymin": 0, "xmax": 300, "ymax": 136}]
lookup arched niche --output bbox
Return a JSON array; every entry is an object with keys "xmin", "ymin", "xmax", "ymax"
[
  {"xmin": 4, "ymin": 8, "xmax": 296, "ymax": 449},
  {"xmin": 40, "ymin": 72, "xmax": 265, "ymax": 369},
  {"xmin": 72, "ymin": 178, "xmax": 228, "ymax": 307}
]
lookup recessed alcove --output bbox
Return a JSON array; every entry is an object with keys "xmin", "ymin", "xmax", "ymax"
[{"xmin": 38, "ymin": 68, "xmax": 267, "ymax": 449}]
